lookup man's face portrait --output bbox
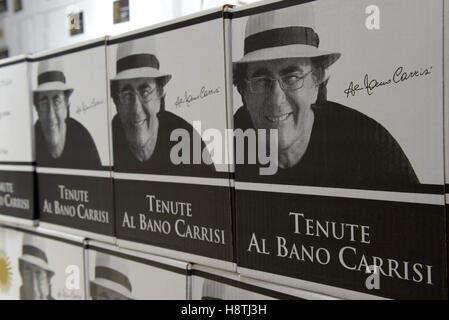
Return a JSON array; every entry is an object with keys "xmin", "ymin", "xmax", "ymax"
[
  {"xmin": 241, "ymin": 58, "xmax": 319, "ymax": 152},
  {"xmin": 114, "ymin": 77, "xmax": 161, "ymax": 161},
  {"xmin": 36, "ymin": 90, "xmax": 69, "ymax": 158},
  {"xmin": 91, "ymin": 285, "xmax": 130, "ymax": 300},
  {"xmin": 19, "ymin": 260, "xmax": 51, "ymax": 300}
]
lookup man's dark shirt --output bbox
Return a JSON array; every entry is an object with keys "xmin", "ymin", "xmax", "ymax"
[
  {"xmin": 112, "ymin": 110, "xmax": 216, "ymax": 177},
  {"xmin": 234, "ymin": 100, "xmax": 419, "ymax": 191},
  {"xmin": 20, "ymin": 286, "xmax": 54, "ymax": 300},
  {"xmin": 35, "ymin": 118, "xmax": 101, "ymax": 170}
]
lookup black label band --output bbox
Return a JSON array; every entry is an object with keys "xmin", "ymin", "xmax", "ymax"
[
  {"xmin": 38, "ymin": 71, "xmax": 66, "ymax": 86},
  {"xmin": 95, "ymin": 266, "xmax": 132, "ymax": 292},
  {"xmin": 244, "ymin": 26, "xmax": 319, "ymax": 55},
  {"xmin": 116, "ymin": 54, "xmax": 160, "ymax": 74},
  {"xmin": 22, "ymin": 245, "xmax": 48, "ymax": 264}
]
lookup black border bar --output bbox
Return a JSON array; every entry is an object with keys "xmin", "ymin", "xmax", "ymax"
[
  {"xmin": 86, "ymin": 244, "xmax": 189, "ymax": 276},
  {"xmin": 192, "ymin": 269, "xmax": 303, "ymax": 300}
]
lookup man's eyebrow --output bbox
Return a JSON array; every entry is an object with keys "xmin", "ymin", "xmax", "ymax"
[
  {"xmin": 279, "ymin": 65, "xmax": 306, "ymax": 76},
  {"xmin": 250, "ymin": 68, "xmax": 271, "ymax": 78},
  {"xmin": 119, "ymin": 84, "xmax": 134, "ymax": 92},
  {"xmin": 138, "ymin": 82, "xmax": 155, "ymax": 91}
]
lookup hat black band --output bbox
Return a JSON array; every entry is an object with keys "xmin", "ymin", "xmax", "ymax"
[
  {"xmin": 244, "ymin": 26, "xmax": 320, "ymax": 55},
  {"xmin": 117, "ymin": 54, "xmax": 160, "ymax": 74},
  {"xmin": 38, "ymin": 71, "xmax": 66, "ymax": 86},
  {"xmin": 95, "ymin": 266, "xmax": 132, "ymax": 292},
  {"xmin": 22, "ymin": 245, "xmax": 48, "ymax": 264}
]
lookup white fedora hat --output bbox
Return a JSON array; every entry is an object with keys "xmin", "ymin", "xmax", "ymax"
[
  {"xmin": 18, "ymin": 234, "xmax": 54, "ymax": 277},
  {"xmin": 110, "ymin": 38, "xmax": 172, "ymax": 86},
  {"xmin": 90, "ymin": 252, "xmax": 134, "ymax": 300},
  {"xmin": 33, "ymin": 60, "xmax": 74, "ymax": 94},
  {"xmin": 201, "ymin": 279, "xmax": 226, "ymax": 300},
  {"xmin": 234, "ymin": 4, "xmax": 340, "ymax": 68}
]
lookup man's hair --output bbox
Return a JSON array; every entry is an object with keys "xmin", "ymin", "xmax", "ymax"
[{"xmin": 233, "ymin": 59, "xmax": 328, "ymax": 102}]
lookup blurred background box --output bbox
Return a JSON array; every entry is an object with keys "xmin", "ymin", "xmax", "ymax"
[{"xmin": 0, "ymin": 55, "xmax": 36, "ymax": 227}]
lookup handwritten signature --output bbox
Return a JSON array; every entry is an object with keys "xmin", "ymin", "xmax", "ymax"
[
  {"xmin": 57, "ymin": 289, "xmax": 83, "ymax": 300},
  {"xmin": 0, "ymin": 111, "xmax": 11, "ymax": 121},
  {"xmin": 344, "ymin": 65, "xmax": 432, "ymax": 98},
  {"xmin": 0, "ymin": 79, "xmax": 13, "ymax": 87},
  {"xmin": 175, "ymin": 86, "xmax": 220, "ymax": 108},
  {"xmin": 75, "ymin": 98, "xmax": 104, "ymax": 115}
]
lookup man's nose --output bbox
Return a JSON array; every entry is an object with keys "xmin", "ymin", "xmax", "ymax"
[
  {"xmin": 46, "ymin": 104, "xmax": 58, "ymax": 122},
  {"xmin": 267, "ymin": 80, "xmax": 287, "ymax": 111},
  {"xmin": 32, "ymin": 275, "xmax": 43, "ymax": 299},
  {"xmin": 130, "ymin": 94, "xmax": 144, "ymax": 112}
]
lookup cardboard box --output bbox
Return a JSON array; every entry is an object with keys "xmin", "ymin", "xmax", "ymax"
[
  {"xmin": 0, "ymin": 225, "xmax": 24, "ymax": 299},
  {"xmin": 85, "ymin": 240, "xmax": 189, "ymax": 300},
  {"xmin": 444, "ymin": 0, "xmax": 449, "ymax": 284},
  {"xmin": 231, "ymin": 0, "xmax": 447, "ymax": 299},
  {"xmin": 191, "ymin": 265, "xmax": 338, "ymax": 300},
  {"xmin": 0, "ymin": 55, "xmax": 36, "ymax": 226},
  {"xmin": 108, "ymin": 7, "xmax": 234, "ymax": 270},
  {"xmin": 29, "ymin": 38, "xmax": 115, "ymax": 242},
  {"xmin": 0, "ymin": 225, "xmax": 86, "ymax": 300}
]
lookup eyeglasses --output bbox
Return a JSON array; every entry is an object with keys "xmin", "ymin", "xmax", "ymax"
[
  {"xmin": 38, "ymin": 94, "xmax": 66, "ymax": 113},
  {"xmin": 245, "ymin": 71, "xmax": 313, "ymax": 94},
  {"xmin": 117, "ymin": 86, "xmax": 157, "ymax": 106},
  {"xmin": 21, "ymin": 264, "xmax": 49, "ymax": 284}
]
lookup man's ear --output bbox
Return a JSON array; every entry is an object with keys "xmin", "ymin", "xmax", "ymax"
[
  {"xmin": 236, "ymin": 84, "xmax": 245, "ymax": 97},
  {"xmin": 315, "ymin": 77, "xmax": 329, "ymax": 103},
  {"xmin": 33, "ymin": 93, "xmax": 39, "ymax": 109},
  {"xmin": 236, "ymin": 85, "xmax": 249, "ymax": 107},
  {"xmin": 18, "ymin": 260, "xmax": 24, "ymax": 274}
]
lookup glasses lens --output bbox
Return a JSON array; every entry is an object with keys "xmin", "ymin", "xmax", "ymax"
[
  {"xmin": 281, "ymin": 73, "xmax": 308, "ymax": 91},
  {"xmin": 138, "ymin": 86, "xmax": 155, "ymax": 103},
  {"xmin": 250, "ymin": 77, "xmax": 272, "ymax": 93},
  {"xmin": 119, "ymin": 91, "xmax": 136, "ymax": 105},
  {"xmin": 53, "ymin": 96, "xmax": 64, "ymax": 109}
]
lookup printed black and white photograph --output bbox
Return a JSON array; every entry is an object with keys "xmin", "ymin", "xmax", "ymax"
[
  {"xmin": 109, "ymin": 12, "xmax": 234, "ymax": 268},
  {"xmin": 87, "ymin": 244, "xmax": 188, "ymax": 300},
  {"xmin": 191, "ymin": 272, "xmax": 331, "ymax": 300},
  {"xmin": 89, "ymin": 252, "xmax": 134, "ymax": 300},
  {"xmin": 108, "ymin": 18, "xmax": 230, "ymax": 177},
  {"xmin": 0, "ymin": 227, "xmax": 85, "ymax": 300},
  {"xmin": 18, "ymin": 233, "xmax": 55, "ymax": 300},
  {"xmin": 0, "ymin": 58, "xmax": 35, "ymax": 222},
  {"xmin": 30, "ymin": 42, "xmax": 115, "ymax": 239},
  {"xmin": 0, "ymin": 227, "xmax": 22, "ymax": 300},
  {"xmin": 232, "ymin": 0, "xmax": 445, "ymax": 192},
  {"xmin": 0, "ymin": 58, "xmax": 34, "ymax": 164},
  {"xmin": 32, "ymin": 47, "xmax": 111, "ymax": 171},
  {"xmin": 232, "ymin": 0, "xmax": 447, "ymax": 300}
]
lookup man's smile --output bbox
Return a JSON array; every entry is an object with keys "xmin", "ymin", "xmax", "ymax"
[
  {"xmin": 130, "ymin": 117, "xmax": 148, "ymax": 127},
  {"xmin": 265, "ymin": 112, "xmax": 293, "ymax": 123}
]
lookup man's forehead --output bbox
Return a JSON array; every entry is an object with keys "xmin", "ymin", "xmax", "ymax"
[
  {"xmin": 247, "ymin": 58, "xmax": 313, "ymax": 76},
  {"xmin": 38, "ymin": 90, "xmax": 64, "ymax": 98},
  {"xmin": 96, "ymin": 285, "xmax": 127, "ymax": 298},
  {"xmin": 21, "ymin": 261, "xmax": 46, "ymax": 272},
  {"xmin": 117, "ymin": 77, "xmax": 156, "ymax": 88}
]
